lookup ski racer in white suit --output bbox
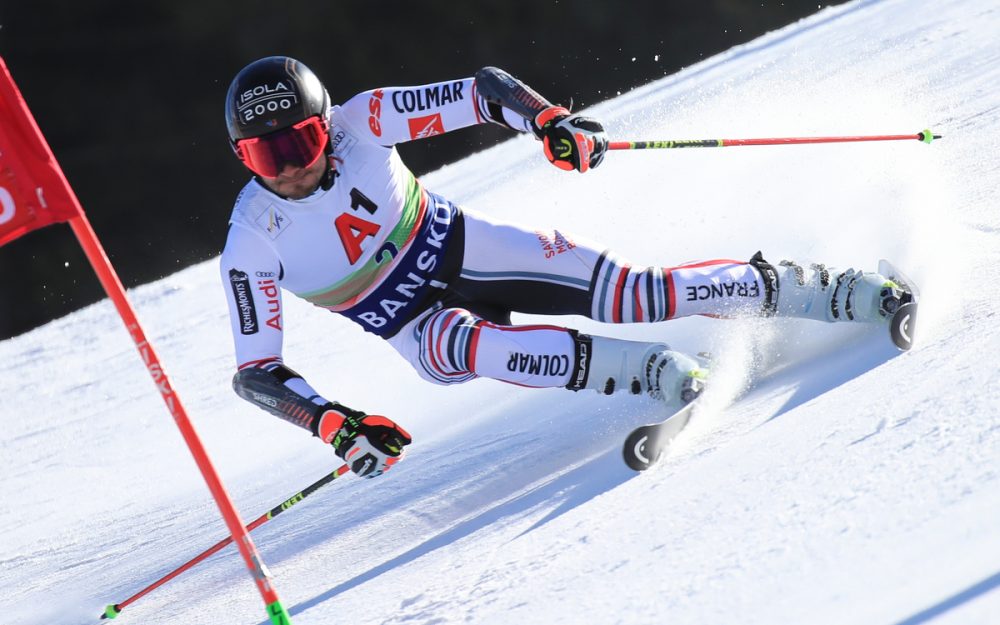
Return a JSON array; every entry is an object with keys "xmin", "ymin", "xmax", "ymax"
[{"xmin": 221, "ymin": 56, "xmax": 908, "ymax": 478}]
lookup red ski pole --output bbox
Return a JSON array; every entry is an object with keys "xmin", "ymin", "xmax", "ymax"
[
  {"xmin": 609, "ymin": 129, "xmax": 941, "ymax": 151},
  {"xmin": 102, "ymin": 464, "xmax": 351, "ymax": 620}
]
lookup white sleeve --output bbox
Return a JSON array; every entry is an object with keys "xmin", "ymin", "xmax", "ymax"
[
  {"xmin": 219, "ymin": 224, "xmax": 285, "ymax": 369},
  {"xmin": 336, "ymin": 77, "xmax": 486, "ymax": 146}
]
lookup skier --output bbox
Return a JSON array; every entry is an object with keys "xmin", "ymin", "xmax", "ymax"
[{"xmin": 221, "ymin": 56, "xmax": 909, "ymax": 478}]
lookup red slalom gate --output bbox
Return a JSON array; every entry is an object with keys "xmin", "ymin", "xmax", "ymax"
[{"xmin": 0, "ymin": 56, "xmax": 294, "ymax": 624}]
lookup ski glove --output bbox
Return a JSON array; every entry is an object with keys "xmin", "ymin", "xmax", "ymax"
[
  {"xmin": 533, "ymin": 106, "xmax": 608, "ymax": 173},
  {"xmin": 315, "ymin": 403, "xmax": 412, "ymax": 478}
]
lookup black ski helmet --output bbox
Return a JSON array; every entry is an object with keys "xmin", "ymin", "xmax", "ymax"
[{"xmin": 225, "ymin": 56, "xmax": 330, "ymax": 143}]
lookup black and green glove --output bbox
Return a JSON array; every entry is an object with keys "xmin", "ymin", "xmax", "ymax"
[
  {"xmin": 315, "ymin": 403, "xmax": 412, "ymax": 478},
  {"xmin": 533, "ymin": 106, "xmax": 609, "ymax": 173}
]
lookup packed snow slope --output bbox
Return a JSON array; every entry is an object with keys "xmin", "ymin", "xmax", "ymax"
[{"xmin": 3, "ymin": 1, "xmax": 999, "ymax": 623}]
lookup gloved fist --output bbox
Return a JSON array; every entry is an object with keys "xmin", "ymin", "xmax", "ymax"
[
  {"xmin": 533, "ymin": 106, "xmax": 608, "ymax": 173},
  {"xmin": 315, "ymin": 404, "xmax": 412, "ymax": 478}
]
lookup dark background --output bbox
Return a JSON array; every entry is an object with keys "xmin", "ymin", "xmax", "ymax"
[{"xmin": 0, "ymin": 1, "xmax": 845, "ymax": 339}]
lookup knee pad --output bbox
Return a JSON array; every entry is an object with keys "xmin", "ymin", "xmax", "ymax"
[{"xmin": 414, "ymin": 308, "xmax": 481, "ymax": 385}]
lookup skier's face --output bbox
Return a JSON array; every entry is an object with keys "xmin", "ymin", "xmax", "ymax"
[{"xmin": 260, "ymin": 155, "xmax": 328, "ymax": 200}]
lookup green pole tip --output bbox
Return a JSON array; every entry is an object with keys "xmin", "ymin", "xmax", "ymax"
[
  {"xmin": 919, "ymin": 129, "xmax": 938, "ymax": 144},
  {"xmin": 103, "ymin": 604, "xmax": 121, "ymax": 619},
  {"xmin": 267, "ymin": 600, "xmax": 292, "ymax": 625}
]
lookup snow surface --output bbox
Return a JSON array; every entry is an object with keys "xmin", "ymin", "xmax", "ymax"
[{"xmin": 3, "ymin": 1, "xmax": 999, "ymax": 623}]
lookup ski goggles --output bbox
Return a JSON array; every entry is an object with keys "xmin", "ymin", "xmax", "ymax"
[{"xmin": 234, "ymin": 115, "xmax": 329, "ymax": 178}]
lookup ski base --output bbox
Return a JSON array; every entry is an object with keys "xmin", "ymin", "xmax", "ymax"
[
  {"xmin": 889, "ymin": 301, "xmax": 918, "ymax": 351},
  {"xmin": 622, "ymin": 399, "xmax": 699, "ymax": 471}
]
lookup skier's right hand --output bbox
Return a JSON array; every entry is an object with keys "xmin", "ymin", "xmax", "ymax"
[
  {"xmin": 316, "ymin": 403, "xmax": 412, "ymax": 478},
  {"xmin": 532, "ymin": 106, "xmax": 608, "ymax": 173}
]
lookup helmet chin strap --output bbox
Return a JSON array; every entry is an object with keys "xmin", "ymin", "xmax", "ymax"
[{"xmin": 319, "ymin": 153, "xmax": 338, "ymax": 191}]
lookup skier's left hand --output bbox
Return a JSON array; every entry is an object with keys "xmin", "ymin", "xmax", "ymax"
[{"xmin": 533, "ymin": 106, "xmax": 608, "ymax": 173}]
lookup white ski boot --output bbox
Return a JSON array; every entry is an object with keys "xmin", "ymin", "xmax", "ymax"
[
  {"xmin": 749, "ymin": 252, "xmax": 911, "ymax": 323},
  {"xmin": 579, "ymin": 336, "xmax": 708, "ymax": 413}
]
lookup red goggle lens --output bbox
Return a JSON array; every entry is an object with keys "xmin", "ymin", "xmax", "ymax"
[{"xmin": 235, "ymin": 116, "xmax": 329, "ymax": 178}]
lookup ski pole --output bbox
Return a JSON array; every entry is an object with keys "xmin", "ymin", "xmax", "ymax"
[
  {"xmin": 101, "ymin": 464, "xmax": 351, "ymax": 620},
  {"xmin": 609, "ymin": 129, "xmax": 941, "ymax": 151}
]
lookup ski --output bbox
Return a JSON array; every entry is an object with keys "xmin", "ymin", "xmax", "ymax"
[
  {"xmin": 878, "ymin": 259, "xmax": 920, "ymax": 351},
  {"xmin": 622, "ymin": 399, "xmax": 700, "ymax": 471}
]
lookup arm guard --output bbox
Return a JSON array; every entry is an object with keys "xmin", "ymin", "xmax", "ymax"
[
  {"xmin": 474, "ymin": 66, "xmax": 555, "ymax": 137},
  {"xmin": 232, "ymin": 363, "xmax": 353, "ymax": 437}
]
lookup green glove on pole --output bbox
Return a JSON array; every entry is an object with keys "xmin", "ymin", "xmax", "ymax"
[{"xmin": 609, "ymin": 129, "xmax": 941, "ymax": 151}]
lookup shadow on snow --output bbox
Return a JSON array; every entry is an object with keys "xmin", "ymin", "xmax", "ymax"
[{"xmin": 276, "ymin": 449, "xmax": 634, "ymax": 621}]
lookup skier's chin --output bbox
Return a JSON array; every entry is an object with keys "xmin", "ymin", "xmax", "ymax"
[
  {"xmin": 274, "ymin": 178, "xmax": 321, "ymax": 200},
  {"xmin": 261, "ymin": 159, "xmax": 328, "ymax": 199}
]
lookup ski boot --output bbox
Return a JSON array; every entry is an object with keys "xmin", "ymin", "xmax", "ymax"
[
  {"xmin": 577, "ymin": 335, "xmax": 708, "ymax": 413},
  {"xmin": 749, "ymin": 252, "xmax": 913, "ymax": 324}
]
